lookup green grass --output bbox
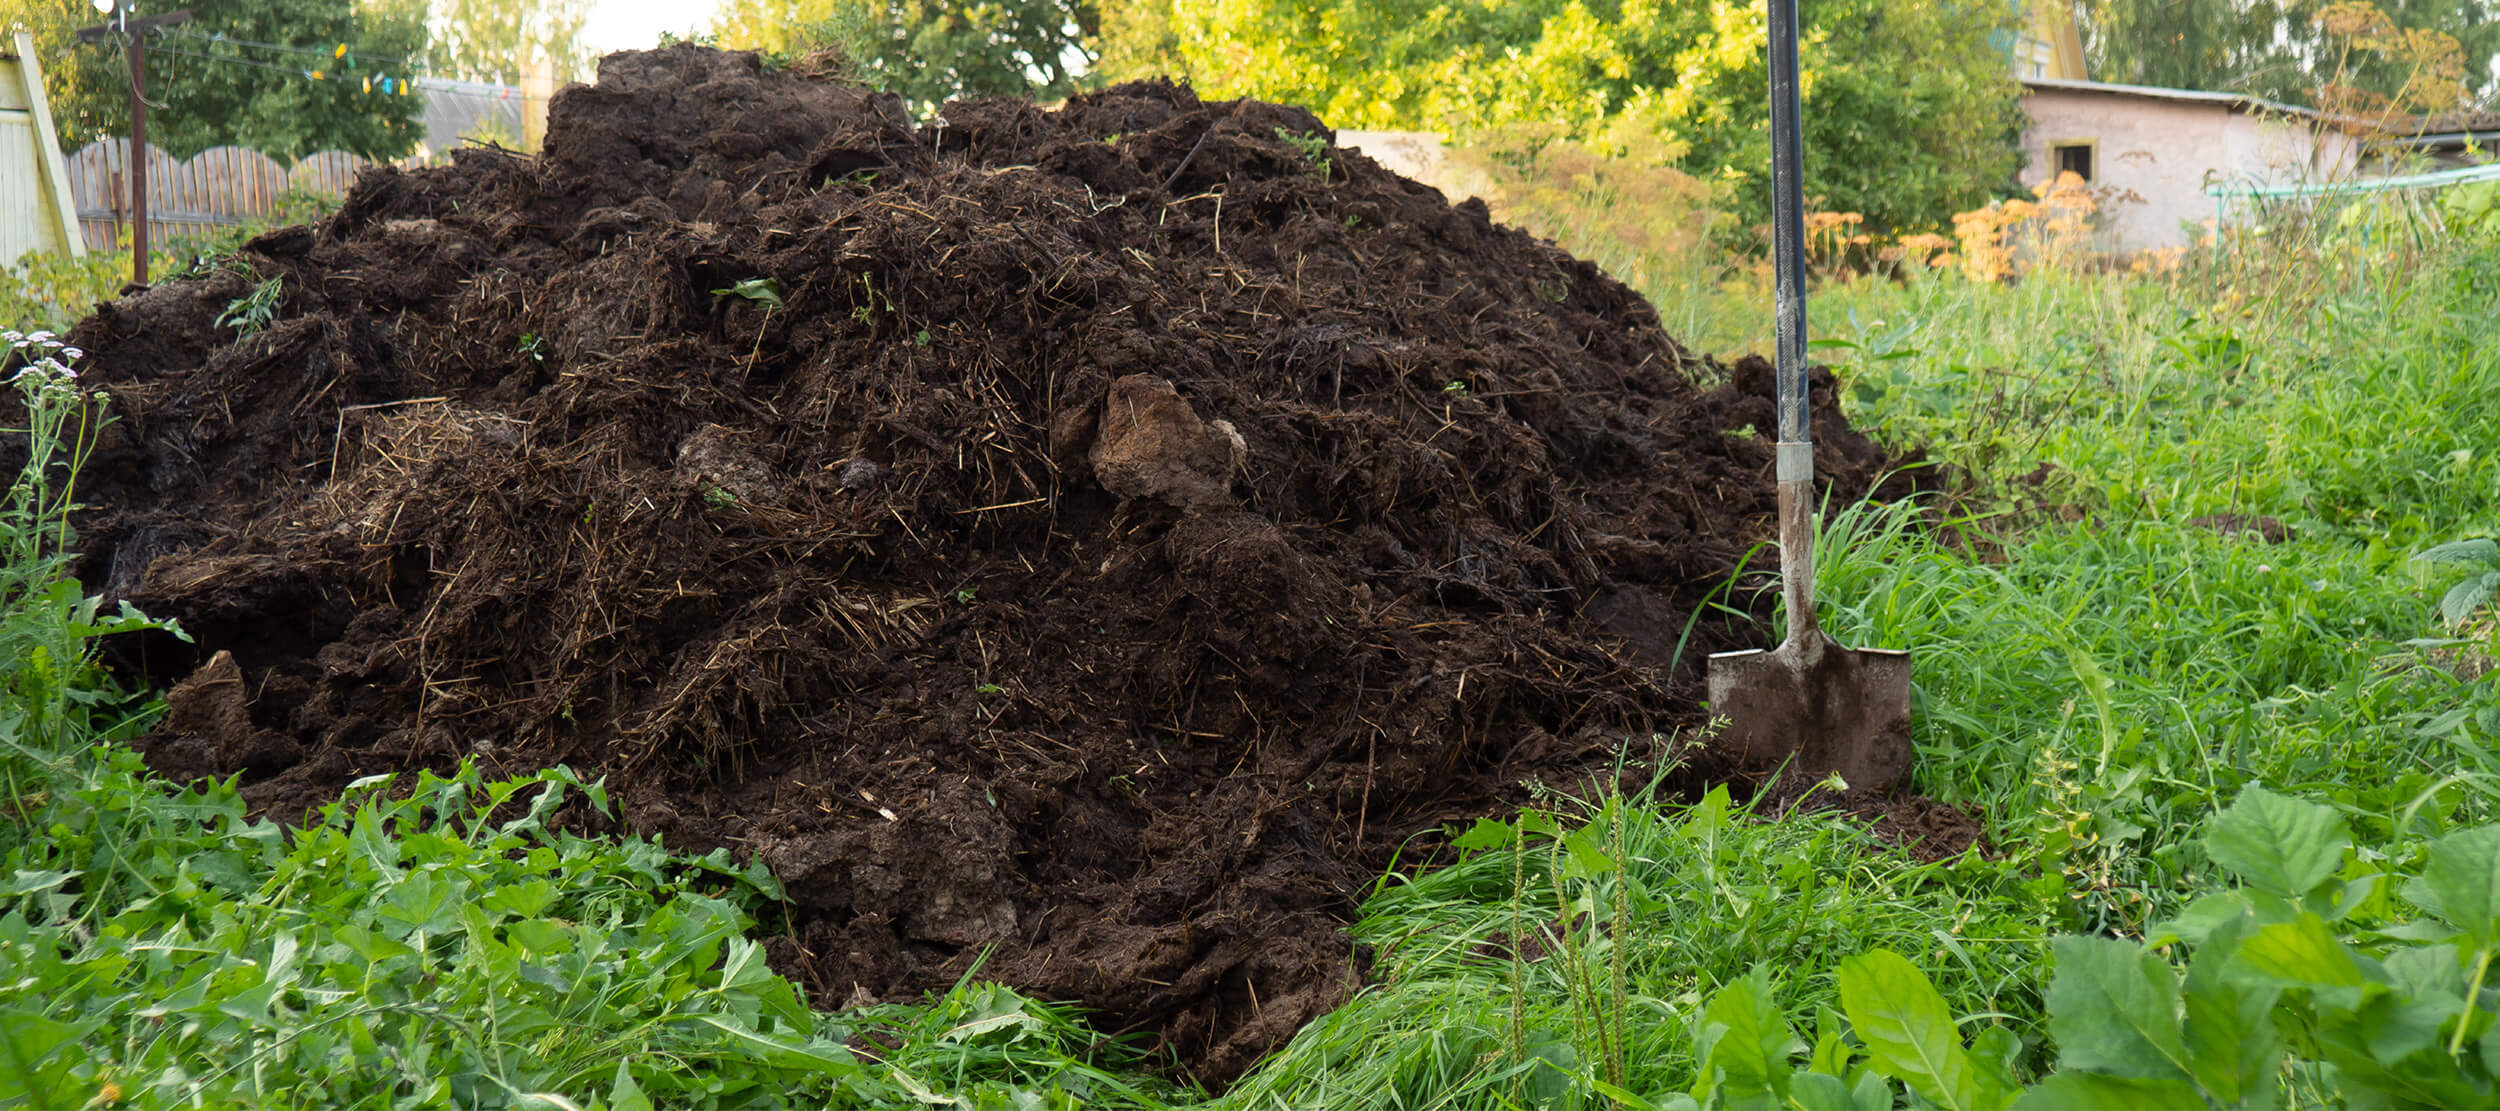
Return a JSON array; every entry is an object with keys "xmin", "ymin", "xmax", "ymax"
[
  {"xmin": 1218, "ymin": 783, "xmax": 2038, "ymax": 1110},
  {"xmin": 1804, "ymin": 235, "xmax": 2500, "ymax": 926},
  {"xmin": 9, "ymin": 199, "xmax": 2500, "ymax": 1106}
]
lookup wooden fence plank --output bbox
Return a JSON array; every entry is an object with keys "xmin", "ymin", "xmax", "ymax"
[{"xmin": 66, "ymin": 140, "xmax": 371, "ymax": 251}]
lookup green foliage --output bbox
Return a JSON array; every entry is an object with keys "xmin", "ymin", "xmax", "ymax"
[
  {"xmin": 217, "ymin": 275, "xmax": 285, "ymax": 338},
  {"xmin": 2448, "ymin": 179, "xmax": 2500, "ymax": 238},
  {"xmin": 1, "ymin": 330, "xmax": 170, "ymax": 762},
  {"xmin": 1272, "ymin": 127, "xmax": 1332, "ymax": 179},
  {"xmin": 2, "ymin": 248, "xmax": 148, "ymax": 337},
  {"xmin": 1780, "ymin": 233, "xmax": 2500, "ymax": 938},
  {"xmin": 1673, "ymin": 786, "xmax": 2500, "ymax": 1111},
  {"xmin": 4, "ymin": 188, "xmax": 336, "ymax": 333},
  {"xmin": 392, "ymin": 0, "xmax": 593, "ymax": 84},
  {"xmin": 710, "ymin": 276, "xmax": 786, "ymax": 309},
  {"xmin": 1223, "ymin": 785, "xmax": 2038, "ymax": 1109},
  {"xmin": 0, "ymin": 0, "xmax": 426, "ymax": 161},
  {"xmin": 1113, "ymin": 0, "xmax": 2021, "ymax": 233},
  {"xmin": 713, "ymin": 0, "xmax": 1096, "ymax": 108},
  {"xmin": 2415, "ymin": 537, "xmax": 2500, "ymax": 625},
  {"xmin": 1, "ymin": 746, "xmax": 1198, "ymax": 1108},
  {"xmin": 2080, "ymin": 0, "xmax": 2500, "ymax": 107},
  {"xmin": 1837, "ymin": 949, "xmax": 2003, "ymax": 1111}
]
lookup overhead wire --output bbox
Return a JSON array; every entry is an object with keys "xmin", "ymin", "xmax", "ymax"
[
  {"xmin": 146, "ymin": 30, "xmax": 544, "ymax": 103},
  {"xmin": 151, "ymin": 43, "xmax": 423, "ymax": 96},
  {"xmin": 155, "ymin": 25, "xmax": 545, "ymax": 101},
  {"xmin": 162, "ymin": 25, "xmax": 422, "ymax": 73}
]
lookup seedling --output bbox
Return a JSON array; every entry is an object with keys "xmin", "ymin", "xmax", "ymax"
[
  {"xmin": 710, "ymin": 276, "xmax": 784, "ymax": 310},
  {"xmin": 216, "ymin": 276, "xmax": 284, "ymax": 338},
  {"xmin": 1273, "ymin": 128, "xmax": 1332, "ymax": 180},
  {"xmin": 702, "ymin": 485, "xmax": 737, "ymax": 509},
  {"xmin": 850, "ymin": 272, "xmax": 895, "ymax": 324},
  {"xmin": 518, "ymin": 332, "xmax": 546, "ymax": 364}
]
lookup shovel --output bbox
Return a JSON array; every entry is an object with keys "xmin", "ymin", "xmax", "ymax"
[{"xmin": 1703, "ymin": 0, "xmax": 1914, "ymax": 796}]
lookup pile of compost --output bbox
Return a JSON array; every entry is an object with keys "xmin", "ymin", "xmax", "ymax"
[{"xmin": 50, "ymin": 45, "xmax": 1939, "ymax": 1078}]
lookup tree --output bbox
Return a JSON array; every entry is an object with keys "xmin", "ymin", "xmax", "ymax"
[
  {"xmin": 711, "ymin": 0, "xmax": 1098, "ymax": 109},
  {"xmin": 0, "ymin": 0, "xmax": 427, "ymax": 161},
  {"xmin": 1097, "ymin": 0, "xmax": 2024, "ymax": 234},
  {"xmin": 2077, "ymin": 0, "xmax": 2500, "ymax": 108},
  {"xmin": 413, "ymin": 0, "xmax": 593, "ymax": 84}
]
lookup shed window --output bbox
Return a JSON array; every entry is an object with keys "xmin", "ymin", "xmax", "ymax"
[{"xmin": 2053, "ymin": 142, "xmax": 2095, "ymax": 182}]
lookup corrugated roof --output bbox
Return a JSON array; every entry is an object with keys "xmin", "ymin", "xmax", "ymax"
[
  {"xmin": 2020, "ymin": 77, "xmax": 2318, "ymax": 119},
  {"xmin": 2412, "ymin": 108, "xmax": 2500, "ymax": 136}
]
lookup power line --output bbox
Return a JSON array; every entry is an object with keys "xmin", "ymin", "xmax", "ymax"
[
  {"xmin": 151, "ymin": 43, "xmax": 426, "ymax": 96},
  {"xmin": 162, "ymin": 25, "xmax": 422, "ymax": 73},
  {"xmin": 148, "ymin": 42, "xmax": 544, "ymax": 102}
]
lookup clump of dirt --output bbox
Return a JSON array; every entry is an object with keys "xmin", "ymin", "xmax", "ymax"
[{"xmin": 55, "ymin": 46, "xmax": 1934, "ymax": 1080}]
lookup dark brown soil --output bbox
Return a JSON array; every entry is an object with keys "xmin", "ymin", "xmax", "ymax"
[{"xmin": 49, "ymin": 46, "xmax": 1938, "ymax": 1081}]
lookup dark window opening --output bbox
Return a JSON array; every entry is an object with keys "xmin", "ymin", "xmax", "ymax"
[{"xmin": 2053, "ymin": 142, "xmax": 2094, "ymax": 182}]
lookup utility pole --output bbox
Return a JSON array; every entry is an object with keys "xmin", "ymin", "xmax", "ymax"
[{"xmin": 75, "ymin": 7, "xmax": 191, "ymax": 286}]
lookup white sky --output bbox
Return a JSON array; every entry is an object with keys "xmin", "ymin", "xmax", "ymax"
[{"xmin": 579, "ymin": 0, "xmax": 732, "ymax": 55}]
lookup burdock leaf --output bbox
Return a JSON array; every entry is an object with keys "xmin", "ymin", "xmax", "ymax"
[
  {"xmin": 2205, "ymin": 785, "xmax": 2349, "ymax": 899},
  {"xmin": 1838, "ymin": 950, "xmax": 1984, "ymax": 1111},
  {"xmin": 2413, "ymin": 539, "xmax": 2500, "ymax": 566},
  {"xmin": 2045, "ymin": 936, "xmax": 2190, "ymax": 1081},
  {"xmin": 2439, "ymin": 574, "xmax": 2499, "ymax": 625},
  {"xmin": 2407, "ymin": 824, "xmax": 2500, "ymax": 948}
]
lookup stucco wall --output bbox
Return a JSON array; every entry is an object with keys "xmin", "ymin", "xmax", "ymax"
[{"xmin": 2018, "ymin": 89, "xmax": 2359, "ymax": 250}]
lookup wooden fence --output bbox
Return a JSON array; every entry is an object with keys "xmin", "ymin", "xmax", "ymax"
[{"xmin": 66, "ymin": 140, "xmax": 370, "ymax": 251}]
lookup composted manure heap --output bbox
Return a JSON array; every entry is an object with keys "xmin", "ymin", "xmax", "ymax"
[{"xmin": 57, "ymin": 45, "xmax": 1914, "ymax": 1077}]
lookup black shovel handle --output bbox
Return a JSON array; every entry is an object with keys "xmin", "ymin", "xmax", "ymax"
[
  {"xmin": 1769, "ymin": 0, "xmax": 1808, "ymax": 447},
  {"xmin": 1767, "ymin": 0, "xmax": 1820, "ymax": 643}
]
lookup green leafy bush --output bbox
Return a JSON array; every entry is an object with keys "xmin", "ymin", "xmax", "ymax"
[
  {"xmin": 5, "ymin": 188, "xmax": 340, "ymax": 333},
  {"xmin": 2445, "ymin": 179, "xmax": 2500, "ymax": 239},
  {"xmin": 2, "ymin": 249, "xmax": 156, "ymax": 335},
  {"xmin": 1683, "ymin": 785, "xmax": 2500, "ymax": 1110}
]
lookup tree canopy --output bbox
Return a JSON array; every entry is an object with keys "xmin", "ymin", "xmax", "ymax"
[
  {"xmin": 1, "ymin": 0, "xmax": 427, "ymax": 161},
  {"xmin": 1095, "ymin": 0, "xmax": 2024, "ymax": 233},
  {"xmin": 397, "ymin": 0, "xmax": 593, "ymax": 85},
  {"xmin": 2078, "ymin": 0, "xmax": 2500, "ymax": 111},
  {"xmin": 712, "ymin": 0, "xmax": 1098, "ymax": 109}
]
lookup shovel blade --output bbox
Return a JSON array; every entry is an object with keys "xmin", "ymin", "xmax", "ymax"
[{"xmin": 1706, "ymin": 637, "xmax": 1913, "ymax": 795}]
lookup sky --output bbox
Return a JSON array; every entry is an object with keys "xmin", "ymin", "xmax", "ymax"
[{"xmin": 579, "ymin": 0, "xmax": 733, "ymax": 55}]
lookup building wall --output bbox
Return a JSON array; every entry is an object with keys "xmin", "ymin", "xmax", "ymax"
[
  {"xmin": 1, "ymin": 31, "xmax": 85, "ymax": 266},
  {"xmin": 2017, "ymin": 89, "xmax": 2359, "ymax": 250}
]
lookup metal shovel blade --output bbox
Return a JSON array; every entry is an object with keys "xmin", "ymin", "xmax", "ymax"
[
  {"xmin": 1702, "ymin": 0, "xmax": 1915, "ymax": 798},
  {"xmin": 1707, "ymin": 637, "xmax": 1913, "ymax": 795}
]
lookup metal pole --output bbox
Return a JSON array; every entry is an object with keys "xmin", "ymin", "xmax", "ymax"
[
  {"xmin": 127, "ymin": 11, "xmax": 149, "ymax": 285},
  {"xmin": 76, "ymin": 10, "xmax": 189, "ymax": 285}
]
